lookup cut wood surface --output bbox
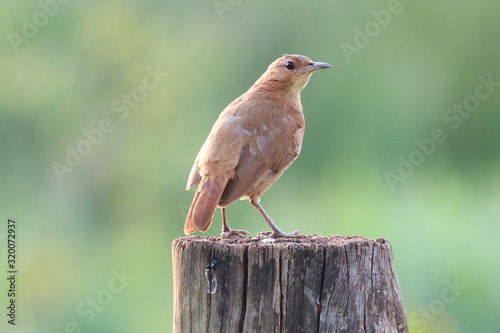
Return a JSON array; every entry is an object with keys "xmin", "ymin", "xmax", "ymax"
[{"xmin": 173, "ymin": 234, "xmax": 408, "ymax": 333}]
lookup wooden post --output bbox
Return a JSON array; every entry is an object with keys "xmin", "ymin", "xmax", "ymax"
[{"xmin": 172, "ymin": 234, "xmax": 408, "ymax": 333}]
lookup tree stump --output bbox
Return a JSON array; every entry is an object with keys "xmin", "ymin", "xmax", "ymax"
[{"xmin": 172, "ymin": 234, "xmax": 408, "ymax": 333}]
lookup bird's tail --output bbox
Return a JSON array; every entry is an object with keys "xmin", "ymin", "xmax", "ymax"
[{"xmin": 184, "ymin": 177, "xmax": 227, "ymax": 234}]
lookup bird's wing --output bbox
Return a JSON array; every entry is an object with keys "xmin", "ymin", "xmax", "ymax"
[
  {"xmin": 219, "ymin": 144, "xmax": 268, "ymax": 206},
  {"xmin": 186, "ymin": 157, "xmax": 202, "ymax": 190},
  {"xmin": 220, "ymin": 116, "xmax": 304, "ymax": 206},
  {"xmin": 186, "ymin": 104, "xmax": 244, "ymax": 190}
]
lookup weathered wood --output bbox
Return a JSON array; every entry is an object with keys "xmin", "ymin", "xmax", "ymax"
[{"xmin": 173, "ymin": 234, "xmax": 408, "ymax": 333}]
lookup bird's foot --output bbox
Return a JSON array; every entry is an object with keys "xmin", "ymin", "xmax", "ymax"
[
  {"xmin": 257, "ymin": 230, "xmax": 306, "ymax": 239},
  {"xmin": 221, "ymin": 228, "xmax": 251, "ymax": 238}
]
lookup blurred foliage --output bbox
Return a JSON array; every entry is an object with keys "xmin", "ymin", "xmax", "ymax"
[{"xmin": 1, "ymin": 0, "xmax": 500, "ymax": 332}]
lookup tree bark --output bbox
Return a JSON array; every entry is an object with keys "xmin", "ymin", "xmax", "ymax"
[{"xmin": 172, "ymin": 234, "xmax": 408, "ymax": 333}]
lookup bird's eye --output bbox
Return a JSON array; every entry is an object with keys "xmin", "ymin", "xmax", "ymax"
[{"xmin": 284, "ymin": 61, "xmax": 295, "ymax": 70}]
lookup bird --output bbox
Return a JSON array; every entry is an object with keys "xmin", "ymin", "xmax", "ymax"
[{"xmin": 184, "ymin": 54, "xmax": 331, "ymax": 238}]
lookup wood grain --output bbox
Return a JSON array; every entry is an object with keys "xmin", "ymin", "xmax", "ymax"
[{"xmin": 173, "ymin": 234, "xmax": 408, "ymax": 333}]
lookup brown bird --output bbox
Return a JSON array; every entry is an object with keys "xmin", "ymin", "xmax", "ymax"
[{"xmin": 185, "ymin": 54, "xmax": 331, "ymax": 237}]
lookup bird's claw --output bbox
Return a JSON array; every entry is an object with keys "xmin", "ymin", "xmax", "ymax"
[
  {"xmin": 221, "ymin": 229, "xmax": 251, "ymax": 238},
  {"xmin": 257, "ymin": 230, "xmax": 305, "ymax": 239},
  {"xmin": 272, "ymin": 230, "xmax": 306, "ymax": 238}
]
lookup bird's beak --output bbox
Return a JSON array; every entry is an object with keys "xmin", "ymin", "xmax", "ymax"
[{"xmin": 306, "ymin": 62, "xmax": 332, "ymax": 72}]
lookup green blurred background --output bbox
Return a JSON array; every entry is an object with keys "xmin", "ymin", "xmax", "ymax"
[{"xmin": 1, "ymin": 0, "xmax": 499, "ymax": 332}]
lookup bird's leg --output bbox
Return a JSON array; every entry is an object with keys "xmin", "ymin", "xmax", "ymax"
[
  {"xmin": 250, "ymin": 200, "xmax": 303, "ymax": 238},
  {"xmin": 221, "ymin": 207, "xmax": 251, "ymax": 238}
]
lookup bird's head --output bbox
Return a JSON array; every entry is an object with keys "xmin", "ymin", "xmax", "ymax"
[{"xmin": 257, "ymin": 54, "xmax": 332, "ymax": 93}]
